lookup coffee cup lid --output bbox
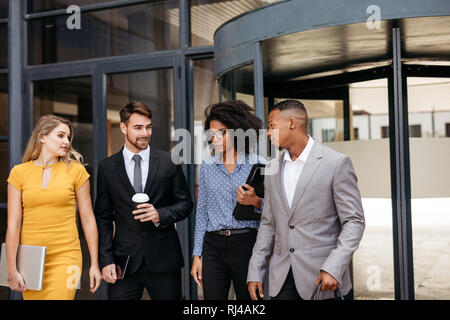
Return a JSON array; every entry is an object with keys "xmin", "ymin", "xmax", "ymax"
[{"xmin": 132, "ymin": 193, "xmax": 149, "ymax": 202}]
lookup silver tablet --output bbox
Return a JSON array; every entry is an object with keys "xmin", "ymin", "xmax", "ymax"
[{"xmin": 0, "ymin": 243, "xmax": 46, "ymax": 291}]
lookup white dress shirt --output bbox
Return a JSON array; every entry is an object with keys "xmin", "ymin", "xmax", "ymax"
[
  {"xmin": 122, "ymin": 145, "xmax": 150, "ymax": 192},
  {"xmin": 283, "ymin": 136, "xmax": 314, "ymax": 208}
]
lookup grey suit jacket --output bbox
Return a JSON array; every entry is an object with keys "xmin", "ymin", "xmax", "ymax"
[{"xmin": 247, "ymin": 141, "xmax": 365, "ymax": 299}]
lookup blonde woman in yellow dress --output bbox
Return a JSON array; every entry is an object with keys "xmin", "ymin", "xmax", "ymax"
[{"xmin": 5, "ymin": 115, "xmax": 102, "ymax": 300}]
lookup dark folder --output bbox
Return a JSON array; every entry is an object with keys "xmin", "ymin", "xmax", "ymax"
[
  {"xmin": 115, "ymin": 255, "xmax": 130, "ymax": 280},
  {"xmin": 233, "ymin": 163, "xmax": 265, "ymax": 221}
]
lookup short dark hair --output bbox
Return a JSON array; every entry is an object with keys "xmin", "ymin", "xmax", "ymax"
[
  {"xmin": 272, "ymin": 99, "xmax": 308, "ymax": 127},
  {"xmin": 119, "ymin": 101, "xmax": 152, "ymax": 123},
  {"xmin": 204, "ymin": 100, "xmax": 263, "ymax": 154}
]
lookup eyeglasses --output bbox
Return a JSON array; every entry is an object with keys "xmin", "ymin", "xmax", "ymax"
[{"xmin": 206, "ymin": 128, "xmax": 227, "ymax": 140}]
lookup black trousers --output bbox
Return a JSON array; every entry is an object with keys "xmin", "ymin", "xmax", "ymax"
[
  {"xmin": 202, "ymin": 229, "xmax": 258, "ymax": 300},
  {"xmin": 108, "ymin": 259, "xmax": 181, "ymax": 300},
  {"xmin": 271, "ymin": 268, "xmax": 303, "ymax": 300}
]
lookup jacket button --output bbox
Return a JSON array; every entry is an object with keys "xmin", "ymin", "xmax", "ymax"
[
  {"xmin": 289, "ymin": 225, "xmax": 294, "ymax": 229},
  {"xmin": 142, "ymin": 232, "xmax": 146, "ymax": 237},
  {"xmin": 290, "ymin": 248, "xmax": 294, "ymax": 252}
]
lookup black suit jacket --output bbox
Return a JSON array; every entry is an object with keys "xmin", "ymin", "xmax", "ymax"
[{"xmin": 94, "ymin": 147, "xmax": 193, "ymax": 273}]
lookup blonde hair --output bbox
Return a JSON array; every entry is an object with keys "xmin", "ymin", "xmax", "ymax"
[{"xmin": 22, "ymin": 114, "xmax": 83, "ymax": 164}]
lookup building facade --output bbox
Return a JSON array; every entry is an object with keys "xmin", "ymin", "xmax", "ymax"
[{"xmin": 1, "ymin": 0, "xmax": 449, "ymax": 300}]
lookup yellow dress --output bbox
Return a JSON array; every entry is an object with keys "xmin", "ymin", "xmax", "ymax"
[{"xmin": 7, "ymin": 160, "xmax": 90, "ymax": 300}]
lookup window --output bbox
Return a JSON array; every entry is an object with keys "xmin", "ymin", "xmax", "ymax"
[
  {"xmin": 409, "ymin": 124, "xmax": 422, "ymax": 138},
  {"xmin": 28, "ymin": 1, "xmax": 180, "ymax": 65}
]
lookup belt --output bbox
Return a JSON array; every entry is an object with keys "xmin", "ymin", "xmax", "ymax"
[{"xmin": 212, "ymin": 228, "xmax": 255, "ymax": 237}]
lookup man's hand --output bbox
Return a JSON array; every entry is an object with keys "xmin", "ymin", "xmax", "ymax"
[
  {"xmin": 102, "ymin": 264, "xmax": 117, "ymax": 284},
  {"xmin": 315, "ymin": 270, "xmax": 338, "ymax": 291},
  {"xmin": 133, "ymin": 203, "xmax": 160, "ymax": 223},
  {"xmin": 248, "ymin": 281, "xmax": 264, "ymax": 300}
]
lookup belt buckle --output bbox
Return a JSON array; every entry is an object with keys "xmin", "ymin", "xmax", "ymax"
[{"xmin": 223, "ymin": 229, "xmax": 231, "ymax": 236}]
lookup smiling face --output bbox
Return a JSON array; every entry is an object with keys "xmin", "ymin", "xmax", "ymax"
[
  {"xmin": 40, "ymin": 123, "xmax": 71, "ymax": 158},
  {"xmin": 120, "ymin": 112, "xmax": 152, "ymax": 152}
]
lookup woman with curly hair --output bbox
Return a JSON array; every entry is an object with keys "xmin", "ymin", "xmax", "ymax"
[{"xmin": 191, "ymin": 100, "xmax": 265, "ymax": 300}]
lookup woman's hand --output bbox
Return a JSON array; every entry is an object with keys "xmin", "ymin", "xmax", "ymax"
[
  {"xmin": 236, "ymin": 184, "xmax": 261, "ymax": 208},
  {"xmin": 8, "ymin": 271, "xmax": 26, "ymax": 292},
  {"xmin": 190, "ymin": 256, "xmax": 203, "ymax": 287},
  {"xmin": 89, "ymin": 265, "xmax": 102, "ymax": 293}
]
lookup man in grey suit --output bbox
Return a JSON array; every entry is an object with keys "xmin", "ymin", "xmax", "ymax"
[{"xmin": 247, "ymin": 100, "xmax": 365, "ymax": 300}]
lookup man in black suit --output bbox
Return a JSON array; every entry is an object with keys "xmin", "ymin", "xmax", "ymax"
[{"xmin": 95, "ymin": 101, "xmax": 193, "ymax": 300}]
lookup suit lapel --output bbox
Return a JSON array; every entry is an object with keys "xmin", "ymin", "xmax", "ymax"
[
  {"xmin": 114, "ymin": 148, "xmax": 136, "ymax": 197},
  {"xmin": 143, "ymin": 148, "xmax": 160, "ymax": 195},
  {"xmin": 276, "ymin": 151, "xmax": 291, "ymax": 215},
  {"xmin": 288, "ymin": 142, "xmax": 323, "ymax": 220}
]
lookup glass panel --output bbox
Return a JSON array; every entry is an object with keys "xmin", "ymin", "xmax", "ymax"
[
  {"xmin": 348, "ymin": 79, "xmax": 394, "ymax": 299},
  {"xmin": 0, "ymin": 74, "xmax": 7, "ymax": 136},
  {"xmin": 27, "ymin": 0, "xmax": 112, "ymax": 13},
  {"xmin": 271, "ymin": 79, "xmax": 394, "ymax": 299},
  {"xmin": 407, "ymin": 77, "xmax": 450, "ymax": 300},
  {"xmin": 192, "ymin": 58, "xmax": 219, "ymax": 300},
  {"xmin": 33, "ymin": 77, "xmax": 95, "ymax": 300},
  {"xmin": 0, "ymin": 0, "xmax": 7, "ymax": 19},
  {"xmin": 28, "ymin": 1, "xmax": 179, "ymax": 65},
  {"xmin": 0, "ymin": 23, "xmax": 7, "ymax": 69},
  {"xmin": 220, "ymin": 63, "xmax": 254, "ymax": 107},
  {"xmin": 33, "ymin": 77, "xmax": 94, "ymax": 168},
  {"xmin": 0, "ymin": 142, "xmax": 7, "ymax": 203},
  {"xmin": 190, "ymin": 0, "xmax": 281, "ymax": 47},
  {"xmin": 106, "ymin": 68, "xmax": 174, "ymax": 155}
]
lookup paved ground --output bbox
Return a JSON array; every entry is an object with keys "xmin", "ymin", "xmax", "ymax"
[{"xmin": 353, "ymin": 198, "xmax": 450, "ymax": 300}]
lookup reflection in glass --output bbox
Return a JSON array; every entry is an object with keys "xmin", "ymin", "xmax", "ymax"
[
  {"xmin": 28, "ymin": 1, "xmax": 179, "ymax": 65},
  {"xmin": 190, "ymin": 0, "xmax": 280, "ymax": 46},
  {"xmin": 106, "ymin": 69, "xmax": 174, "ymax": 156},
  {"xmin": 0, "ymin": 74, "xmax": 7, "ymax": 136},
  {"xmin": 407, "ymin": 77, "xmax": 450, "ymax": 299}
]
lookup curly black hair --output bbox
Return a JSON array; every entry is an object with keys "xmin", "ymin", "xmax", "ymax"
[{"xmin": 204, "ymin": 100, "xmax": 263, "ymax": 155}]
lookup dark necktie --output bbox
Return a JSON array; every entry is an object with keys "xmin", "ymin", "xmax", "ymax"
[{"xmin": 132, "ymin": 154, "xmax": 142, "ymax": 193}]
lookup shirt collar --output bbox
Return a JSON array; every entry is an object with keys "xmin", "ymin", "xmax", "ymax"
[
  {"xmin": 213, "ymin": 152, "xmax": 248, "ymax": 175},
  {"xmin": 284, "ymin": 135, "xmax": 314, "ymax": 163},
  {"xmin": 123, "ymin": 145, "xmax": 150, "ymax": 163},
  {"xmin": 212, "ymin": 152, "xmax": 248, "ymax": 165}
]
